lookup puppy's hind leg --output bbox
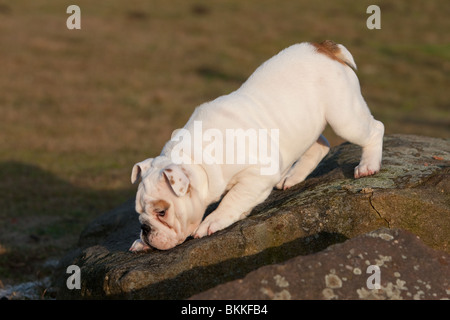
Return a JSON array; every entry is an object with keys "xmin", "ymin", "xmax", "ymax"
[
  {"xmin": 276, "ymin": 135, "xmax": 330, "ymax": 190},
  {"xmin": 353, "ymin": 119, "xmax": 384, "ymax": 178},
  {"xmin": 327, "ymin": 94, "xmax": 384, "ymax": 179}
]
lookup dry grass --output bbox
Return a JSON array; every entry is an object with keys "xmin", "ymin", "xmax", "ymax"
[{"xmin": 0, "ymin": 0, "xmax": 449, "ymax": 290}]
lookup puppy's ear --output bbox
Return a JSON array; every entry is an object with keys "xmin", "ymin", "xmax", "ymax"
[
  {"xmin": 163, "ymin": 164, "xmax": 190, "ymax": 197},
  {"xmin": 131, "ymin": 158, "xmax": 154, "ymax": 184}
]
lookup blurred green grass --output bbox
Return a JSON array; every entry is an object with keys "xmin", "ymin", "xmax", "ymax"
[{"xmin": 0, "ymin": 0, "xmax": 449, "ymax": 288}]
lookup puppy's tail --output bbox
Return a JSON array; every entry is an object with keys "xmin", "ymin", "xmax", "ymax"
[
  {"xmin": 312, "ymin": 40, "xmax": 357, "ymax": 71},
  {"xmin": 335, "ymin": 43, "xmax": 357, "ymax": 70}
]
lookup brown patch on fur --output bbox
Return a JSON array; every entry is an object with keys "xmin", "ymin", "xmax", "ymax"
[
  {"xmin": 311, "ymin": 40, "xmax": 347, "ymax": 66},
  {"xmin": 169, "ymin": 177, "xmax": 175, "ymax": 185},
  {"xmin": 152, "ymin": 199, "xmax": 170, "ymax": 211},
  {"xmin": 186, "ymin": 184, "xmax": 192, "ymax": 198}
]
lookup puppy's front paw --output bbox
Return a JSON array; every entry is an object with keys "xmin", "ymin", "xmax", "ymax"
[
  {"xmin": 275, "ymin": 175, "xmax": 301, "ymax": 190},
  {"xmin": 193, "ymin": 216, "xmax": 230, "ymax": 239},
  {"xmin": 129, "ymin": 239, "xmax": 151, "ymax": 252},
  {"xmin": 279, "ymin": 176, "xmax": 298, "ymax": 190},
  {"xmin": 275, "ymin": 179, "xmax": 285, "ymax": 190}
]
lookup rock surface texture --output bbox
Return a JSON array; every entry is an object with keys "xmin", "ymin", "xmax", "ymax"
[
  {"xmin": 55, "ymin": 134, "xmax": 449, "ymax": 299},
  {"xmin": 191, "ymin": 228, "xmax": 449, "ymax": 300}
]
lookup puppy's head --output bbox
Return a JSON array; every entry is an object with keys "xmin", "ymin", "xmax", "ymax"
[{"xmin": 131, "ymin": 158, "xmax": 203, "ymax": 250}]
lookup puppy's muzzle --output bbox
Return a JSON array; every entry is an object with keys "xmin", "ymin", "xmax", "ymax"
[{"xmin": 141, "ymin": 224, "xmax": 151, "ymax": 237}]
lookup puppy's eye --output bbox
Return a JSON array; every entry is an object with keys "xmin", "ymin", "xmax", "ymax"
[{"xmin": 156, "ymin": 209, "xmax": 166, "ymax": 217}]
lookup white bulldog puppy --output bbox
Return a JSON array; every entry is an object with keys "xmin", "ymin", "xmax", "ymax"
[{"xmin": 129, "ymin": 40, "xmax": 384, "ymax": 251}]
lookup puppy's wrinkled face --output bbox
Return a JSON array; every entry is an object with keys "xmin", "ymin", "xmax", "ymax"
[
  {"xmin": 131, "ymin": 158, "xmax": 203, "ymax": 250},
  {"xmin": 136, "ymin": 192, "xmax": 179, "ymax": 250}
]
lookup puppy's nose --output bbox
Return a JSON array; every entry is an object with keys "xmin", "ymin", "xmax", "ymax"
[{"xmin": 141, "ymin": 224, "xmax": 151, "ymax": 236}]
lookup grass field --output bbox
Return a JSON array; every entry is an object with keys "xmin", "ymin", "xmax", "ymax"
[{"xmin": 0, "ymin": 0, "xmax": 449, "ymax": 294}]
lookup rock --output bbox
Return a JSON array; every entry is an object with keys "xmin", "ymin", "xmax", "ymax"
[
  {"xmin": 191, "ymin": 228, "xmax": 450, "ymax": 300},
  {"xmin": 54, "ymin": 134, "xmax": 450, "ymax": 299}
]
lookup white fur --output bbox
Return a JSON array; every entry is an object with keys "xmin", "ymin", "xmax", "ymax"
[{"xmin": 130, "ymin": 42, "xmax": 384, "ymax": 251}]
